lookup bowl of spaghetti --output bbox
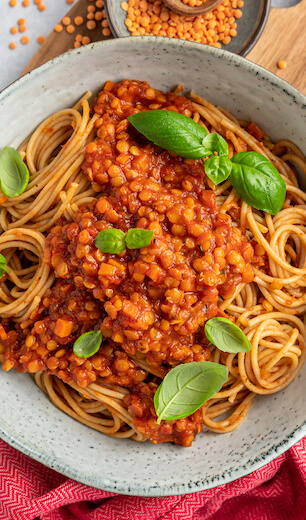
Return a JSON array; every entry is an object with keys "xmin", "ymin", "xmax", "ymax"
[{"xmin": 0, "ymin": 37, "xmax": 305, "ymax": 496}]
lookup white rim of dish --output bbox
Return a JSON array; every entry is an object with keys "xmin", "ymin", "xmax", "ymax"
[{"xmin": 0, "ymin": 37, "xmax": 305, "ymax": 496}]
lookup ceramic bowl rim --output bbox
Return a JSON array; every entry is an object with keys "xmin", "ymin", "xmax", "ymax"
[{"xmin": 0, "ymin": 37, "xmax": 305, "ymax": 496}]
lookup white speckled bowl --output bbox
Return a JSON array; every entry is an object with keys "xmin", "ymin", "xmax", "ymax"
[{"xmin": 0, "ymin": 38, "xmax": 305, "ymax": 497}]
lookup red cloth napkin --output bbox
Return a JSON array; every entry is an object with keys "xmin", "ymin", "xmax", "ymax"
[{"xmin": 0, "ymin": 437, "xmax": 305, "ymax": 520}]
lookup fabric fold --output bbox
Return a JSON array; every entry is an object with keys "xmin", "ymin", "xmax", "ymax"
[{"xmin": 0, "ymin": 438, "xmax": 305, "ymax": 520}]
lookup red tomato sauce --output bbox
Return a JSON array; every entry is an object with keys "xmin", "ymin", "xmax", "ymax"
[{"xmin": 1, "ymin": 80, "xmax": 260, "ymax": 445}]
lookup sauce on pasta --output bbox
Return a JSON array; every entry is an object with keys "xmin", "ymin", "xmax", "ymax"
[{"xmin": 0, "ymin": 80, "xmax": 305, "ymax": 446}]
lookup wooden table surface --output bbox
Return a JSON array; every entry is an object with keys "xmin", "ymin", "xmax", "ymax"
[{"xmin": 23, "ymin": 0, "xmax": 306, "ymax": 94}]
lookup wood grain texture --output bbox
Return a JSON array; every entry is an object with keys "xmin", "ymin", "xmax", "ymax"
[
  {"xmin": 248, "ymin": 1, "xmax": 306, "ymax": 93},
  {"xmin": 22, "ymin": 0, "xmax": 306, "ymax": 93},
  {"xmin": 22, "ymin": 0, "xmax": 111, "ymax": 76}
]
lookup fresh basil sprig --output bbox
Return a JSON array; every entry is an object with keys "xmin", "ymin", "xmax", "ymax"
[
  {"xmin": 0, "ymin": 146, "xmax": 29, "ymax": 197},
  {"xmin": 73, "ymin": 330, "xmax": 102, "ymax": 358},
  {"xmin": 95, "ymin": 228, "xmax": 153, "ymax": 254},
  {"xmin": 128, "ymin": 110, "xmax": 286, "ymax": 215},
  {"xmin": 125, "ymin": 229, "xmax": 153, "ymax": 249},
  {"xmin": 128, "ymin": 111, "xmax": 231, "ymax": 184},
  {"xmin": 202, "ymin": 132, "xmax": 229, "ymax": 157},
  {"xmin": 154, "ymin": 361, "xmax": 228, "ymax": 424},
  {"xmin": 230, "ymin": 152, "xmax": 286, "ymax": 215},
  {"xmin": 205, "ymin": 317, "xmax": 251, "ymax": 353},
  {"xmin": 95, "ymin": 229, "xmax": 126, "ymax": 254},
  {"xmin": 128, "ymin": 110, "xmax": 211, "ymax": 159},
  {"xmin": 0, "ymin": 254, "xmax": 10, "ymax": 279},
  {"xmin": 204, "ymin": 155, "xmax": 232, "ymax": 185}
]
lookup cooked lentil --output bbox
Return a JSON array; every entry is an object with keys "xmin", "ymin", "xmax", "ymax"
[{"xmin": 0, "ymin": 80, "xmax": 261, "ymax": 445}]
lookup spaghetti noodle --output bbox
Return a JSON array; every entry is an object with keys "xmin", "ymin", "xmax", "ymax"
[{"xmin": 0, "ymin": 80, "xmax": 305, "ymax": 445}]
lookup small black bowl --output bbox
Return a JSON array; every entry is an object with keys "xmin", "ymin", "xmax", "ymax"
[{"xmin": 104, "ymin": 0, "xmax": 271, "ymax": 57}]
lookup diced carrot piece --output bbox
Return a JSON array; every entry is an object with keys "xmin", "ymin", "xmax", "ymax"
[
  {"xmin": 98, "ymin": 263, "xmax": 117, "ymax": 276},
  {"xmin": 54, "ymin": 318, "xmax": 73, "ymax": 338},
  {"xmin": 0, "ymin": 324, "xmax": 8, "ymax": 341}
]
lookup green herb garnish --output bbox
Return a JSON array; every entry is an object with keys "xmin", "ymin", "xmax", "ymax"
[
  {"xmin": 128, "ymin": 110, "xmax": 211, "ymax": 159},
  {"xmin": 153, "ymin": 319, "xmax": 251, "ymax": 423},
  {"xmin": 0, "ymin": 254, "xmax": 10, "ymax": 279},
  {"xmin": 230, "ymin": 151, "xmax": 286, "ymax": 215},
  {"xmin": 202, "ymin": 132, "xmax": 229, "ymax": 157},
  {"xmin": 154, "ymin": 361, "xmax": 228, "ymax": 424},
  {"xmin": 0, "ymin": 146, "xmax": 29, "ymax": 197},
  {"xmin": 128, "ymin": 111, "xmax": 286, "ymax": 215},
  {"xmin": 125, "ymin": 228, "xmax": 153, "ymax": 249},
  {"xmin": 205, "ymin": 317, "xmax": 251, "ymax": 353},
  {"xmin": 95, "ymin": 229, "xmax": 126, "ymax": 254},
  {"xmin": 204, "ymin": 155, "xmax": 232, "ymax": 185},
  {"xmin": 73, "ymin": 330, "xmax": 103, "ymax": 358},
  {"xmin": 95, "ymin": 228, "xmax": 153, "ymax": 254}
]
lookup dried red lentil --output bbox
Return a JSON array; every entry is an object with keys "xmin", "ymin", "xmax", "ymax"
[
  {"xmin": 74, "ymin": 16, "xmax": 84, "ymax": 25},
  {"xmin": 66, "ymin": 24, "xmax": 75, "ymax": 33},
  {"xmin": 62, "ymin": 16, "xmax": 71, "ymax": 25},
  {"xmin": 183, "ymin": 0, "xmax": 207, "ymax": 7},
  {"xmin": 37, "ymin": 34, "xmax": 45, "ymax": 44},
  {"xmin": 121, "ymin": 0, "xmax": 243, "ymax": 47},
  {"xmin": 87, "ymin": 20, "xmax": 96, "ymax": 29},
  {"xmin": 81, "ymin": 35, "xmax": 91, "ymax": 44}
]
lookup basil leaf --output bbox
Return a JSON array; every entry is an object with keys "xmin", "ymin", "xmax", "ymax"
[
  {"xmin": 205, "ymin": 317, "xmax": 251, "ymax": 353},
  {"xmin": 125, "ymin": 228, "xmax": 153, "ymax": 249},
  {"xmin": 73, "ymin": 330, "xmax": 102, "ymax": 358},
  {"xmin": 0, "ymin": 146, "xmax": 29, "ymax": 197},
  {"xmin": 128, "ymin": 110, "xmax": 212, "ymax": 159},
  {"xmin": 202, "ymin": 132, "xmax": 229, "ymax": 157},
  {"xmin": 0, "ymin": 253, "xmax": 10, "ymax": 279},
  {"xmin": 230, "ymin": 151, "xmax": 286, "ymax": 215},
  {"xmin": 154, "ymin": 361, "xmax": 228, "ymax": 424},
  {"xmin": 205, "ymin": 155, "xmax": 232, "ymax": 185},
  {"xmin": 95, "ymin": 229, "xmax": 126, "ymax": 254}
]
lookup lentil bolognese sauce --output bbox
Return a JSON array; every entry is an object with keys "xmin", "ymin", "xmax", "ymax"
[{"xmin": 0, "ymin": 80, "xmax": 306, "ymax": 446}]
